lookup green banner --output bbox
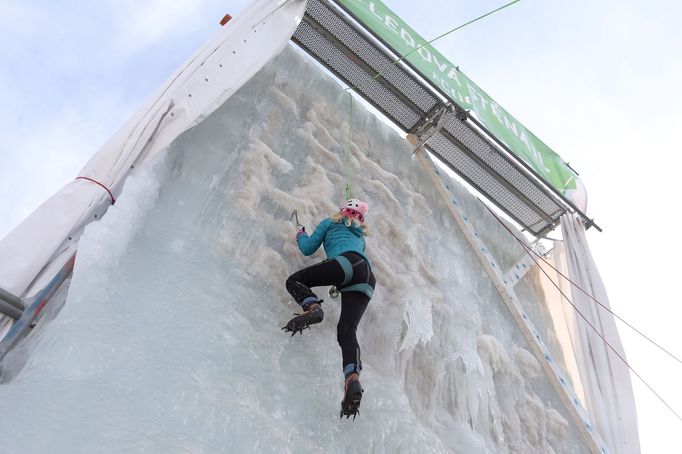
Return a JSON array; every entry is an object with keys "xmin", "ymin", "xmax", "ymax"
[{"xmin": 336, "ymin": 0, "xmax": 577, "ymax": 194}]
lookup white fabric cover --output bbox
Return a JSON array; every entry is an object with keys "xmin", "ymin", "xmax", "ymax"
[
  {"xmin": 557, "ymin": 213, "xmax": 640, "ymax": 453},
  {"xmin": 538, "ymin": 242, "xmax": 587, "ymax": 404},
  {"xmin": 0, "ymin": 0, "xmax": 307, "ymax": 298}
]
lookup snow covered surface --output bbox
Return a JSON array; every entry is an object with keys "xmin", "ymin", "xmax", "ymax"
[{"xmin": 0, "ymin": 46, "xmax": 594, "ymax": 453}]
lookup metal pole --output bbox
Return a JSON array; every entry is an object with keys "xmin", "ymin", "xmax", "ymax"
[
  {"xmin": 0, "ymin": 288, "xmax": 26, "ymax": 311},
  {"xmin": 0, "ymin": 300, "xmax": 22, "ymax": 320},
  {"xmin": 411, "ymin": 144, "xmax": 607, "ymax": 453},
  {"xmin": 0, "ymin": 254, "xmax": 76, "ymax": 363}
]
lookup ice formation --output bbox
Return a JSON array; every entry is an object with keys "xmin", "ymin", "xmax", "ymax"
[{"xmin": 0, "ymin": 46, "xmax": 592, "ymax": 453}]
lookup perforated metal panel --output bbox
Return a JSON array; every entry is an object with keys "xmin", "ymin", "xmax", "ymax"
[
  {"xmin": 291, "ymin": 0, "xmax": 589, "ymax": 236},
  {"xmin": 293, "ymin": 21, "xmax": 422, "ymax": 130},
  {"xmin": 439, "ymin": 111, "xmax": 563, "ymax": 217},
  {"xmin": 292, "ymin": 0, "xmax": 443, "ymax": 132},
  {"xmin": 427, "ymin": 131, "xmax": 554, "ymax": 233},
  {"xmin": 304, "ymin": 1, "xmax": 438, "ymax": 114}
]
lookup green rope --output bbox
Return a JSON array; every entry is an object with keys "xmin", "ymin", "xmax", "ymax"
[
  {"xmin": 344, "ymin": 92, "xmax": 353, "ymax": 200},
  {"xmin": 340, "ymin": 0, "xmax": 521, "ymax": 200},
  {"xmin": 375, "ymin": 0, "xmax": 522, "ymax": 80}
]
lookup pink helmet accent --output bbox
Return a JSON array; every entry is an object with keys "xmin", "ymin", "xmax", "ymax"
[{"xmin": 340, "ymin": 198, "xmax": 368, "ymax": 222}]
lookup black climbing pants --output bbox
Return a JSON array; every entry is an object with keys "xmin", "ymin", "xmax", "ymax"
[{"xmin": 286, "ymin": 252, "xmax": 376, "ymax": 377}]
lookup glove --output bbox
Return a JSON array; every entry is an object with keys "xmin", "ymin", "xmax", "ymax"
[{"xmin": 296, "ymin": 226, "xmax": 306, "ymax": 238}]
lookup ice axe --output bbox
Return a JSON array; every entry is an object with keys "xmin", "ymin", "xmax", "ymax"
[
  {"xmin": 290, "ymin": 210, "xmax": 338, "ymax": 298},
  {"xmin": 289, "ymin": 210, "xmax": 303, "ymax": 229}
]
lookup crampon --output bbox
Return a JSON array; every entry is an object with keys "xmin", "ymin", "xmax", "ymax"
[
  {"xmin": 340, "ymin": 378, "xmax": 363, "ymax": 420},
  {"xmin": 281, "ymin": 307, "xmax": 324, "ymax": 336}
]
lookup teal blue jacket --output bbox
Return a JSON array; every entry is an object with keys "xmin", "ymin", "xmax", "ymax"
[{"xmin": 297, "ymin": 217, "xmax": 371, "ymax": 267}]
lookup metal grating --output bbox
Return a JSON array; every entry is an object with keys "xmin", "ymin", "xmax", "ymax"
[
  {"xmin": 291, "ymin": 0, "xmax": 588, "ymax": 236},
  {"xmin": 304, "ymin": 0, "xmax": 439, "ymax": 114},
  {"xmin": 427, "ymin": 131, "xmax": 552, "ymax": 233},
  {"xmin": 293, "ymin": 20, "xmax": 422, "ymax": 130},
  {"xmin": 439, "ymin": 111, "xmax": 565, "ymax": 217}
]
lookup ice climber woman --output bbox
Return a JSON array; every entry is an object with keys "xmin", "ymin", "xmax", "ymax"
[{"xmin": 283, "ymin": 199, "xmax": 376, "ymax": 419}]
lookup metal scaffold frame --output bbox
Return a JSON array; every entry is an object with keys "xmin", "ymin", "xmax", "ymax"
[
  {"xmin": 409, "ymin": 135, "xmax": 608, "ymax": 454},
  {"xmin": 291, "ymin": 0, "xmax": 599, "ymax": 237}
]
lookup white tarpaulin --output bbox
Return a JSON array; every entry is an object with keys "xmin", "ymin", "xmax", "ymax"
[
  {"xmin": 0, "ymin": 0, "xmax": 307, "ymax": 300},
  {"xmin": 551, "ymin": 213, "xmax": 640, "ymax": 453},
  {"xmin": 539, "ymin": 242, "xmax": 587, "ymax": 407}
]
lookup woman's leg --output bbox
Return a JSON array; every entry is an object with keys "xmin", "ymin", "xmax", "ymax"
[
  {"xmin": 286, "ymin": 259, "xmax": 345, "ymax": 310},
  {"xmin": 338, "ymin": 294, "xmax": 369, "ymax": 419},
  {"xmin": 336, "ymin": 253, "xmax": 376, "ymax": 379},
  {"xmin": 337, "ymin": 292, "xmax": 370, "ymax": 378}
]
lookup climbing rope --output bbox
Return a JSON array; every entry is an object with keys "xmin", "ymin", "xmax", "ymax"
[
  {"xmin": 481, "ymin": 201, "xmax": 682, "ymax": 423},
  {"xmin": 536, "ymin": 235, "xmax": 680, "ymax": 365},
  {"xmin": 371, "ymin": 0, "xmax": 522, "ymax": 83},
  {"xmin": 487, "ymin": 202, "xmax": 681, "ymax": 365},
  {"xmin": 344, "ymin": 92, "xmax": 353, "ymax": 200},
  {"xmin": 340, "ymin": 0, "xmax": 522, "ymax": 200}
]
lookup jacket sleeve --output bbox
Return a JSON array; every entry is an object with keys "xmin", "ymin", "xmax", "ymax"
[{"xmin": 297, "ymin": 218, "xmax": 332, "ymax": 256}]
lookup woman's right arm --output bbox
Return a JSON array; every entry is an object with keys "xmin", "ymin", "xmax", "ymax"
[{"xmin": 297, "ymin": 218, "xmax": 332, "ymax": 256}]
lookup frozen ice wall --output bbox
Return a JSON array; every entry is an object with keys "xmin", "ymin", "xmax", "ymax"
[{"xmin": 0, "ymin": 46, "xmax": 591, "ymax": 453}]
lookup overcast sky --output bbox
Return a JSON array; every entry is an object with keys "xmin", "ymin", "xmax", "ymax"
[{"xmin": 1, "ymin": 0, "xmax": 680, "ymax": 451}]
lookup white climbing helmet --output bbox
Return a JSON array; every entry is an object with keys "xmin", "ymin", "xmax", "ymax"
[{"xmin": 340, "ymin": 198, "xmax": 369, "ymax": 222}]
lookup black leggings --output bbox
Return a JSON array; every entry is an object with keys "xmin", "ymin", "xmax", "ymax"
[{"xmin": 286, "ymin": 252, "xmax": 376, "ymax": 377}]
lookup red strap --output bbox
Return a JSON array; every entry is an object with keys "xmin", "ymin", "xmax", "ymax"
[{"xmin": 76, "ymin": 176, "xmax": 116, "ymax": 205}]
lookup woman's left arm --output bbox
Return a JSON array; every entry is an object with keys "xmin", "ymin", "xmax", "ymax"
[{"xmin": 297, "ymin": 218, "xmax": 332, "ymax": 256}]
